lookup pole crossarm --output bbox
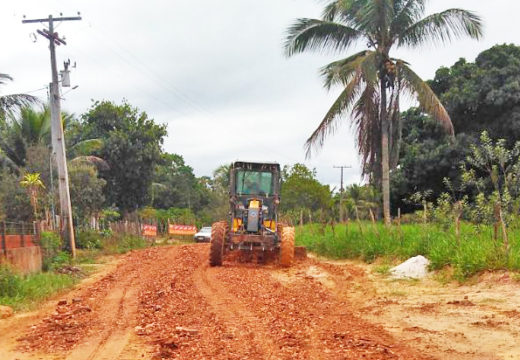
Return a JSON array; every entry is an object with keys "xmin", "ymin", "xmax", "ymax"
[{"xmin": 22, "ymin": 16, "xmax": 81, "ymax": 24}]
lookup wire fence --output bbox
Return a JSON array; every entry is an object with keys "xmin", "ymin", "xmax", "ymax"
[{"xmin": 0, "ymin": 221, "xmax": 39, "ymax": 251}]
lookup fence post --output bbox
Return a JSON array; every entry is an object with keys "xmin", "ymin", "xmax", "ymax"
[
  {"xmin": 21, "ymin": 222, "xmax": 25, "ymax": 247},
  {"xmin": 1, "ymin": 221, "xmax": 6, "ymax": 257},
  {"xmin": 34, "ymin": 221, "xmax": 41, "ymax": 244}
]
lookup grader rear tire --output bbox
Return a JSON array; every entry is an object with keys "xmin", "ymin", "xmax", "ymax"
[
  {"xmin": 280, "ymin": 226, "xmax": 295, "ymax": 267},
  {"xmin": 209, "ymin": 221, "xmax": 227, "ymax": 267}
]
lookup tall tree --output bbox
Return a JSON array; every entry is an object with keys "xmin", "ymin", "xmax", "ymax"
[
  {"xmin": 281, "ymin": 163, "xmax": 331, "ymax": 213},
  {"xmin": 285, "ymin": 0, "xmax": 482, "ymax": 224},
  {"xmin": 151, "ymin": 153, "xmax": 209, "ymax": 212},
  {"xmin": 80, "ymin": 100, "xmax": 167, "ymax": 214}
]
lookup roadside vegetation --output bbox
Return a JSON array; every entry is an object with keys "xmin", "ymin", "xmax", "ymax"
[
  {"xmin": 0, "ymin": 266, "xmax": 77, "ymax": 311},
  {"xmin": 297, "ymin": 222, "xmax": 520, "ymax": 281},
  {"xmin": 0, "ymin": 230, "xmax": 151, "ymax": 311}
]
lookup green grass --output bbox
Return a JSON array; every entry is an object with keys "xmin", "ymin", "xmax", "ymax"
[
  {"xmin": 0, "ymin": 232, "xmax": 153, "ymax": 312},
  {"xmin": 296, "ymin": 222, "xmax": 520, "ymax": 280},
  {"xmin": 0, "ymin": 266, "xmax": 78, "ymax": 311},
  {"xmin": 74, "ymin": 233, "xmax": 150, "ymax": 264}
]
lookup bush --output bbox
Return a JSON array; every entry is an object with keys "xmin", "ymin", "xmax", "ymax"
[
  {"xmin": 76, "ymin": 230, "xmax": 102, "ymax": 250},
  {"xmin": 0, "ymin": 266, "xmax": 21, "ymax": 297},
  {"xmin": 39, "ymin": 231, "xmax": 62, "ymax": 271}
]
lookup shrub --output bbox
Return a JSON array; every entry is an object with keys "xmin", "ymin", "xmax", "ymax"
[
  {"xmin": 0, "ymin": 266, "xmax": 21, "ymax": 297},
  {"xmin": 39, "ymin": 231, "xmax": 62, "ymax": 271},
  {"xmin": 76, "ymin": 230, "xmax": 102, "ymax": 250}
]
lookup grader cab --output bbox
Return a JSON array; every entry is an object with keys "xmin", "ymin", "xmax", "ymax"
[{"xmin": 209, "ymin": 161, "xmax": 295, "ymax": 267}]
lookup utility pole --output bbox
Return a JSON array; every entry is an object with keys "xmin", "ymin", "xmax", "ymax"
[
  {"xmin": 23, "ymin": 14, "xmax": 81, "ymax": 258},
  {"xmin": 333, "ymin": 165, "xmax": 352, "ymax": 223}
]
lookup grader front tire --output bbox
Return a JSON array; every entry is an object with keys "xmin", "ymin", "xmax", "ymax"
[
  {"xmin": 209, "ymin": 221, "xmax": 227, "ymax": 267},
  {"xmin": 280, "ymin": 226, "xmax": 295, "ymax": 267}
]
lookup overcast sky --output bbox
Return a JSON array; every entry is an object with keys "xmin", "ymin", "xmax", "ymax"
[{"xmin": 0, "ymin": 0, "xmax": 517, "ymax": 191}]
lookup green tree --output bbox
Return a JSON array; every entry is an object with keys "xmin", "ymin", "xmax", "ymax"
[
  {"xmin": 285, "ymin": 0, "xmax": 482, "ymax": 224},
  {"xmin": 390, "ymin": 108, "xmax": 471, "ymax": 212},
  {"xmin": 431, "ymin": 44, "xmax": 520, "ymax": 146},
  {"xmin": 343, "ymin": 183, "xmax": 380, "ymax": 221},
  {"xmin": 281, "ymin": 163, "xmax": 331, "ymax": 214},
  {"xmin": 68, "ymin": 163, "xmax": 106, "ymax": 227},
  {"xmin": 0, "ymin": 172, "xmax": 32, "ymax": 222},
  {"xmin": 151, "ymin": 153, "xmax": 208, "ymax": 211},
  {"xmin": 80, "ymin": 100, "xmax": 167, "ymax": 214},
  {"xmin": 394, "ymin": 45, "xmax": 520, "ymax": 210}
]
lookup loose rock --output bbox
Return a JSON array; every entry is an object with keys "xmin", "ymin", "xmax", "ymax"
[{"xmin": 0, "ymin": 305, "xmax": 14, "ymax": 319}]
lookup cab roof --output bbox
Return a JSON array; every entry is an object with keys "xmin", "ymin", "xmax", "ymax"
[{"xmin": 232, "ymin": 161, "xmax": 280, "ymax": 172}]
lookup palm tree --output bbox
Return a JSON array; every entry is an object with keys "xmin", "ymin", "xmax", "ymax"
[
  {"xmin": 0, "ymin": 73, "xmax": 38, "ymax": 120},
  {"xmin": 20, "ymin": 172, "xmax": 46, "ymax": 220},
  {"xmin": 0, "ymin": 105, "xmax": 106, "ymax": 170},
  {"xmin": 285, "ymin": 0, "xmax": 482, "ymax": 224},
  {"xmin": 0, "ymin": 106, "xmax": 50, "ymax": 167}
]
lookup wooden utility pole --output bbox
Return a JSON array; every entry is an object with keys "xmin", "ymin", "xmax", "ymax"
[
  {"xmin": 333, "ymin": 165, "xmax": 351, "ymax": 223},
  {"xmin": 23, "ymin": 14, "xmax": 81, "ymax": 258}
]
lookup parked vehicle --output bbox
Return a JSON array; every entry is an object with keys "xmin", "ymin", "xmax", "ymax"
[{"xmin": 194, "ymin": 227, "xmax": 212, "ymax": 242}]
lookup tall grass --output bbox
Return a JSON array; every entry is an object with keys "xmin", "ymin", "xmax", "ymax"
[
  {"xmin": 296, "ymin": 222, "xmax": 520, "ymax": 280},
  {"xmin": 0, "ymin": 233, "xmax": 150, "ymax": 311},
  {"xmin": 0, "ymin": 266, "xmax": 78, "ymax": 310}
]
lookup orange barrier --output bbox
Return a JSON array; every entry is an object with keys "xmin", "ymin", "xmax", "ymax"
[
  {"xmin": 168, "ymin": 224, "xmax": 197, "ymax": 236},
  {"xmin": 142, "ymin": 224, "xmax": 157, "ymax": 237}
]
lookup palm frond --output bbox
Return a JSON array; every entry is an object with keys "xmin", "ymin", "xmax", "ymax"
[
  {"xmin": 0, "ymin": 147, "xmax": 18, "ymax": 171},
  {"xmin": 358, "ymin": 0, "xmax": 394, "ymax": 41},
  {"xmin": 0, "ymin": 94, "xmax": 40, "ymax": 118},
  {"xmin": 399, "ymin": 62, "xmax": 454, "ymax": 135},
  {"xmin": 398, "ymin": 8, "xmax": 483, "ymax": 47},
  {"xmin": 0, "ymin": 73, "xmax": 13, "ymax": 85},
  {"xmin": 390, "ymin": 0, "xmax": 427, "ymax": 37},
  {"xmin": 284, "ymin": 18, "xmax": 362, "ymax": 56},
  {"xmin": 352, "ymin": 83, "xmax": 380, "ymax": 178},
  {"xmin": 322, "ymin": 0, "xmax": 365, "ymax": 25},
  {"xmin": 388, "ymin": 81, "xmax": 403, "ymax": 169},
  {"xmin": 305, "ymin": 71, "xmax": 363, "ymax": 158},
  {"xmin": 320, "ymin": 50, "xmax": 373, "ymax": 89}
]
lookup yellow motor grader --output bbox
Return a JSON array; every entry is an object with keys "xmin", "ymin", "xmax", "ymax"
[{"xmin": 209, "ymin": 161, "xmax": 295, "ymax": 267}]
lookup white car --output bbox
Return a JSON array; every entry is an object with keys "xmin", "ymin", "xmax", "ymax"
[{"xmin": 194, "ymin": 227, "xmax": 212, "ymax": 243}]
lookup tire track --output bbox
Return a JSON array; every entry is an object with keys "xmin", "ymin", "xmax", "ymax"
[
  {"xmin": 66, "ymin": 274, "xmax": 139, "ymax": 360},
  {"xmin": 193, "ymin": 264, "xmax": 278, "ymax": 359}
]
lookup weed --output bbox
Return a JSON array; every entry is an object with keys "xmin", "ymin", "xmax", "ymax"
[
  {"xmin": 373, "ymin": 265, "xmax": 391, "ymax": 276},
  {"xmin": 0, "ymin": 265, "xmax": 77, "ymax": 311}
]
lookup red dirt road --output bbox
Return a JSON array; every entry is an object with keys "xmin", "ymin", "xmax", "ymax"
[{"xmin": 0, "ymin": 244, "xmax": 429, "ymax": 359}]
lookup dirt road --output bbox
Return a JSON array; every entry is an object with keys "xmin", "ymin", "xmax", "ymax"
[{"xmin": 0, "ymin": 244, "xmax": 514, "ymax": 359}]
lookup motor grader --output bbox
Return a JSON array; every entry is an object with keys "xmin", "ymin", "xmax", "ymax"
[{"xmin": 209, "ymin": 161, "xmax": 295, "ymax": 267}]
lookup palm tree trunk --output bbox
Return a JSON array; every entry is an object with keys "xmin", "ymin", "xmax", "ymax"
[{"xmin": 380, "ymin": 78, "xmax": 391, "ymax": 226}]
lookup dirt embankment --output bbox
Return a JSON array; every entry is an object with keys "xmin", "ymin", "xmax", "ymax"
[{"xmin": 1, "ymin": 244, "xmax": 518, "ymax": 359}]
